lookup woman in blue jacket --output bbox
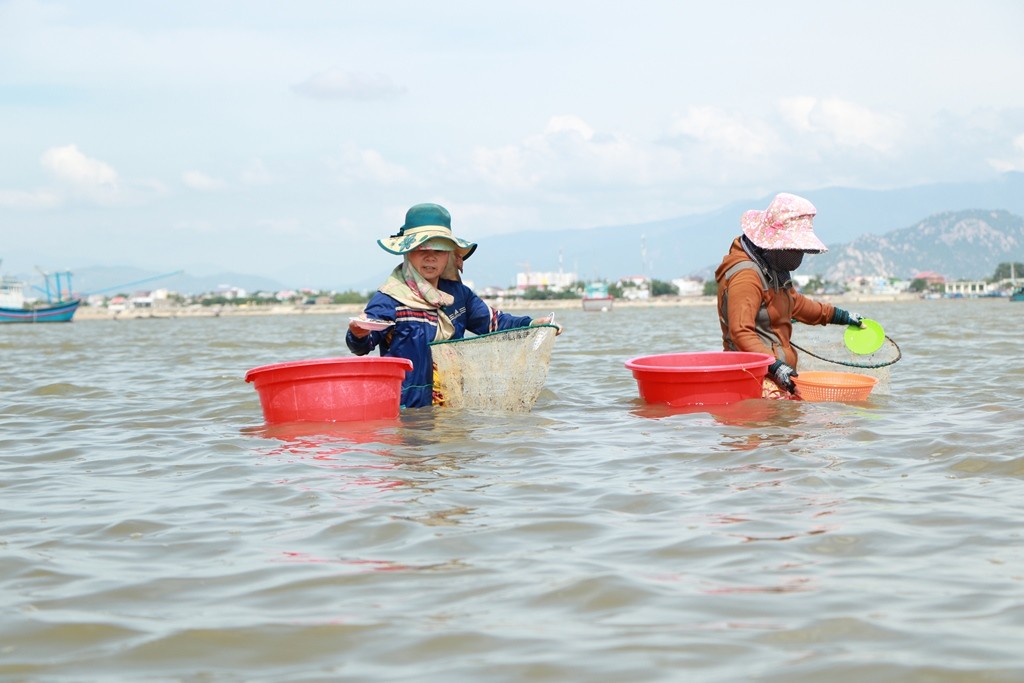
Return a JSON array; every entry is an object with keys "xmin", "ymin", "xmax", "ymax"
[{"xmin": 346, "ymin": 203, "xmax": 558, "ymax": 408}]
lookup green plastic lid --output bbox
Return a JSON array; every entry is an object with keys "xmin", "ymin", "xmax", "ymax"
[{"xmin": 844, "ymin": 318, "xmax": 885, "ymax": 355}]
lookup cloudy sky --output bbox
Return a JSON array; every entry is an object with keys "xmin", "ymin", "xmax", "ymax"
[{"xmin": 2, "ymin": 0, "xmax": 1023, "ymax": 285}]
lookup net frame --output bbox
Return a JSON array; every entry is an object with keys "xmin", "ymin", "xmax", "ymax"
[
  {"xmin": 429, "ymin": 324, "xmax": 559, "ymax": 412},
  {"xmin": 791, "ymin": 336, "xmax": 902, "ymax": 369}
]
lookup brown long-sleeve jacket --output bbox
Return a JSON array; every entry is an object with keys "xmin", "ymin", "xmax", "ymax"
[{"xmin": 715, "ymin": 237, "xmax": 835, "ymax": 368}]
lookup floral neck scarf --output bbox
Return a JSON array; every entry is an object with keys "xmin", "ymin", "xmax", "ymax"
[{"xmin": 378, "ymin": 258, "xmax": 456, "ymax": 341}]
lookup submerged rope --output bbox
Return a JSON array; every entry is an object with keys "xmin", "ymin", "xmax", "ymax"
[{"xmin": 791, "ymin": 336, "xmax": 902, "ymax": 369}]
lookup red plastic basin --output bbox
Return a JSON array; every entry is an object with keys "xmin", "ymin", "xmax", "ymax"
[
  {"xmin": 624, "ymin": 351, "xmax": 775, "ymax": 406},
  {"xmin": 245, "ymin": 357, "xmax": 413, "ymax": 423}
]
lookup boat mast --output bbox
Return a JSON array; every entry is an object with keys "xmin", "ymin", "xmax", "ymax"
[{"xmin": 36, "ymin": 267, "xmax": 53, "ymax": 303}]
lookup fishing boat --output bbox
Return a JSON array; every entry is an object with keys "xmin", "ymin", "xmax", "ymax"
[
  {"xmin": 582, "ymin": 282, "xmax": 613, "ymax": 312},
  {"xmin": 0, "ymin": 268, "xmax": 81, "ymax": 323},
  {"xmin": 1010, "ymin": 263, "xmax": 1024, "ymax": 302}
]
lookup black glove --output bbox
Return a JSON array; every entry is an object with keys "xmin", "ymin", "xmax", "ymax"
[
  {"xmin": 832, "ymin": 308, "xmax": 864, "ymax": 327},
  {"xmin": 768, "ymin": 360, "xmax": 798, "ymax": 394}
]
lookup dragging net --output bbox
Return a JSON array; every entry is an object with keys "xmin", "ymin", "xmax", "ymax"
[
  {"xmin": 430, "ymin": 324, "xmax": 559, "ymax": 412},
  {"xmin": 790, "ymin": 328, "xmax": 902, "ymax": 395}
]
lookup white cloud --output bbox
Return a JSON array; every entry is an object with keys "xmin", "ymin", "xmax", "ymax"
[
  {"xmin": 471, "ymin": 142, "xmax": 538, "ymax": 190},
  {"xmin": 777, "ymin": 97, "xmax": 819, "ymax": 132},
  {"xmin": 1011, "ymin": 130, "xmax": 1023, "ymax": 150},
  {"xmin": 0, "ymin": 188, "xmax": 61, "ymax": 208},
  {"xmin": 668, "ymin": 106, "xmax": 781, "ymax": 158},
  {"xmin": 182, "ymin": 170, "xmax": 227, "ymax": 191},
  {"xmin": 332, "ymin": 144, "xmax": 412, "ymax": 185},
  {"xmin": 463, "ymin": 100, "xmax": 926, "ymax": 230},
  {"xmin": 986, "ymin": 132, "xmax": 1024, "ymax": 173},
  {"xmin": 1, "ymin": 145, "xmax": 164, "ymax": 209},
  {"xmin": 240, "ymin": 158, "xmax": 273, "ymax": 186},
  {"xmin": 778, "ymin": 97, "xmax": 905, "ymax": 152},
  {"xmin": 544, "ymin": 115, "xmax": 595, "ymax": 139},
  {"xmin": 40, "ymin": 144, "xmax": 118, "ymax": 195},
  {"xmin": 291, "ymin": 68, "xmax": 407, "ymax": 101},
  {"xmin": 472, "ymin": 114, "xmax": 675, "ymax": 192}
]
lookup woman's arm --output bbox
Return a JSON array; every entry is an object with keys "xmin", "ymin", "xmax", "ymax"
[
  {"xmin": 725, "ymin": 271, "xmax": 773, "ymax": 354},
  {"xmin": 790, "ymin": 291, "xmax": 834, "ymax": 326}
]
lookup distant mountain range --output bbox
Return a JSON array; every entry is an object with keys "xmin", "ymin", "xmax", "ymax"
[
  {"xmin": 467, "ymin": 172, "xmax": 1024, "ymax": 286},
  {"xmin": 13, "ymin": 172, "xmax": 1024, "ymax": 295},
  {"xmin": 59, "ymin": 267, "xmax": 289, "ymax": 300}
]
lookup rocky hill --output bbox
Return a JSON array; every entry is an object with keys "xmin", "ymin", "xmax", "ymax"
[{"xmin": 806, "ymin": 209, "xmax": 1024, "ymax": 281}]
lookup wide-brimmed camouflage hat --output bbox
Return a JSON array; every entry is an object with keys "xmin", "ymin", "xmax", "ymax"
[{"xmin": 377, "ymin": 203, "xmax": 478, "ymax": 258}]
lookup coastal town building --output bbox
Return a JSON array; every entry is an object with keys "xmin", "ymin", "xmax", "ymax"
[
  {"xmin": 618, "ymin": 275, "xmax": 651, "ymax": 301},
  {"xmin": 911, "ymin": 271, "xmax": 946, "ymax": 287},
  {"xmin": 214, "ymin": 285, "xmax": 247, "ymax": 299},
  {"xmin": 944, "ymin": 280, "xmax": 999, "ymax": 297},
  {"xmin": 514, "ymin": 270, "xmax": 578, "ymax": 292},
  {"xmin": 671, "ymin": 277, "xmax": 704, "ymax": 297},
  {"xmin": 841, "ymin": 277, "xmax": 911, "ymax": 296}
]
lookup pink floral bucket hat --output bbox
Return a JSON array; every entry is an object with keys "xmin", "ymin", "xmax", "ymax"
[{"xmin": 740, "ymin": 193, "xmax": 828, "ymax": 253}]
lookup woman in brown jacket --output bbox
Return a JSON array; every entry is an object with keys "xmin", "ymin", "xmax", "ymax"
[{"xmin": 715, "ymin": 193, "xmax": 864, "ymax": 397}]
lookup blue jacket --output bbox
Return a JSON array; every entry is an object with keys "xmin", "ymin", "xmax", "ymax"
[{"xmin": 346, "ymin": 280, "xmax": 533, "ymax": 408}]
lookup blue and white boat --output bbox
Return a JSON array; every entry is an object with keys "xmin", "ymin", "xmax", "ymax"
[{"xmin": 1, "ymin": 268, "xmax": 81, "ymax": 323}]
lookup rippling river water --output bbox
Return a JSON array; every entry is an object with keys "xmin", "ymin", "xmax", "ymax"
[{"xmin": 3, "ymin": 299, "xmax": 1023, "ymax": 682}]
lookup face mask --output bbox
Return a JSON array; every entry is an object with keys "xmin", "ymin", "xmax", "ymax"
[{"xmin": 765, "ymin": 250, "xmax": 804, "ymax": 272}]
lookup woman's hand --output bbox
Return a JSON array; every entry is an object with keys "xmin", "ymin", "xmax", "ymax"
[
  {"xmin": 532, "ymin": 315, "xmax": 563, "ymax": 336},
  {"xmin": 348, "ymin": 320, "xmax": 371, "ymax": 338},
  {"xmin": 768, "ymin": 360, "xmax": 798, "ymax": 393},
  {"xmin": 832, "ymin": 308, "xmax": 864, "ymax": 328}
]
